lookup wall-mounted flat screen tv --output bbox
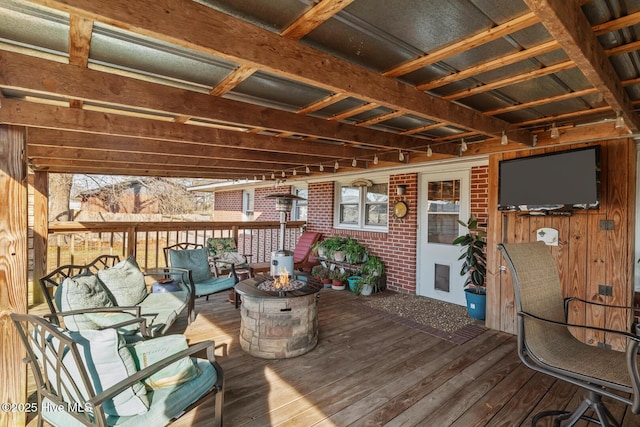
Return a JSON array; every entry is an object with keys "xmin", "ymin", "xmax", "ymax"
[{"xmin": 498, "ymin": 146, "xmax": 601, "ymax": 212}]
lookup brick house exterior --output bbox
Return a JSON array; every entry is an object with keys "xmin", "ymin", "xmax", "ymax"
[{"xmin": 213, "ymin": 164, "xmax": 490, "ymax": 295}]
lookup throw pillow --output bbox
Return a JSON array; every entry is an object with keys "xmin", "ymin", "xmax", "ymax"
[
  {"xmin": 55, "ymin": 274, "xmax": 115, "ymax": 331},
  {"xmin": 98, "ymin": 256, "xmax": 148, "ymax": 306},
  {"xmin": 128, "ymin": 335, "xmax": 200, "ymax": 389},
  {"xmin": 206, "ymin": 237, "xmax": 237, "ymax": 257},
  {"xmin": 67, "ymin": 328, "xmax": 149, "ymax": 416},
  {"xmin": 168, "ymin": 248, "xmax": 211, "ymax": 283}
]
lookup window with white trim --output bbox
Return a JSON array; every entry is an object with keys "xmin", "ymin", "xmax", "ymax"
[
  {"xmin": 336, "ymin": 182, "xmax": 388, "ymax": 230},
  {"xmin": 292, "ymin": 187, "xmax": 308, "ymax": 220}
]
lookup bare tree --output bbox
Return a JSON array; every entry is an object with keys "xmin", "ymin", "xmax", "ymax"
[{"xmin": 49, "ymin": 173, "xmax": 74, "ymax": 221}]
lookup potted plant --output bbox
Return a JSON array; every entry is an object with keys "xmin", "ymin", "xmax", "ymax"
[
  {"xmin": 343, "ymin": 237, "xmax": 367, "ymax": 264},
  {"xmin": 316, "ymin": 236, "xmax": 347, "ymax": 261},
  {"xmin": 330, "ymin": 269, "xmax": 347, "ymax": 290},
  {"xmin": 359, "ymin": 274, "xmax": 375, "ymax": 296},
  {"xmin": 311, "ymin": 265, "xmax": 332, "ymax": 287},
  {"xmin": 453, "ymin": 215, "xmax": 487, "ymax": 320},
  {"xmin": 347, "ymin": 273, "xmax": 363, "ymax": 292},
  {"xmin": 361, "ymin": 255, "xmax": 385, "ymax": 293}
]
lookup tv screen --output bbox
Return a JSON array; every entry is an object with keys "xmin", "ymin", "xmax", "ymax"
[{"xmin": 498, "ymin": 146, "xmax": 600, "ymax": 212}]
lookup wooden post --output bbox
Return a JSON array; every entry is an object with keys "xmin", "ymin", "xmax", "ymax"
[
  {"xmin": 0, "ymin": 125, "xmax": 29, "ymax": 427},
  {"xmin": 32, "ymin": 171, "xmax": 48, "ymax": 304}
]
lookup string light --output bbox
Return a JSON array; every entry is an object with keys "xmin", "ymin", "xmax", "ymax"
[
  {"xmin": 501, "ymin": 131, "xmax": 508, "ymax": 145},
  {"xmin": 550, "ymin": 123, "xmax": 559, "ymax": 139},
  {"xmin": 352, "ymin": 158, "xmax": 357, "ymax": 167},
  {"xmin": 334, "ymin": 160, "xmax": 340, "ymax": 170},
  {"xmin": 305, "ymin": 165, "xmax": 310, "ymax": 174},
  {"xmin": 427, "ymin": 145, "xmax": 433, "ymax": 157},
  {"xmin": 292, "ymin": 169, "xmax": 297, "ymax": 176},
  {"xmin": 615, "ymin": 112, "xmax": 625, "ymax": 129},
  {"xmin": 399, "ymin": 150, "xmax": 405, "ymax": 161},
  {"xmin": 262, "ymin": 174, "xmax": 266, "ymax": 181},
  {"xmin": 373, "ymin": 154, "xmax": 379, "ymax": 165},
  {"xmin": 281, "ymin": 170, "xmax": 286, "ymax": 178},
  {"xmin": 319, "ymin": 164, "xmax": 324, "ymax": 172},
  {"xmin": 271, "ymin": 172, "xmax": 275, "ymax": 179},
  {"xmin": 460, "ymin": 138, "xmax": 468, "ymax": 152}
]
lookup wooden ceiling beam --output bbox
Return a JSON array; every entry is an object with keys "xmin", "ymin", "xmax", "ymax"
[
  {"xmin": 209, "ymin": 65, "xmax": 258, "ymax": 97},
  {"xmin": 27, "ymin": 129, "xmax": 360, "ymax": 168},
  {"xmin": 281, "ymin": 0, "xmax": 355, "ymax": 40},
  {"xmin": 27, "ymin": 0, "xmax": 531, "ymax": 145},
  {"xmin": 0, "ymin": 50, "xmax": 426, "ymax": 152},
  {"xmin": 417, "ymin": 11, "xmax": 640, "ymax": 91},
  {"xmin": 523, "ymin": 0, "xmax": 640, "ymax": 131},
  {"xmin": 0, "ymin": 100, "xmax": 374, "ymax": 159},
  {"xmin": 384, "ymin": 12, "xmax": 540, "ymax": 78}
]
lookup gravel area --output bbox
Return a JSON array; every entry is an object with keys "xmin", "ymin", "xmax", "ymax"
[{"xmin": 361, "ymin": 292, "xmax": 477, "ymax": 333}]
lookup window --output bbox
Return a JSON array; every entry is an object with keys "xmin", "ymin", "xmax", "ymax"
[
  {"xmin": 242, "ymin": 189, "xmax": 254, "ymax": 217},
  {"xmin": 427, "ymin": 179, "xmax": 460, "ymax": 244},
  {"xmin": 292, "ymin": 187, "xmax": 308, "ymax": 221},
  {"xmin": 336, "ymin": 182, "xmax": 388, "ymax": 230}
]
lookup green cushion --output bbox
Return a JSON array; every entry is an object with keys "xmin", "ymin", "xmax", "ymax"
[
  {"xmin": 67, "ymin": 328, "xmax": 149, "ymax": 416},
  {"xmin": 138, "ymin": 291, "xmax": 189, "ymax": 336},
  {"xmin": 84, "ymin": 312, "xmax": 140, "ymax": 335},
  {"xmin": 98, "ymin": 256, "xmax": 148, "ymax": 306},
  {"xmin": 193, "ymin": 275, "xmax": 236, "ymax": 297},
  {"xmin": 168, "ymin": 248, "xmax": 211, "ymax": 283},
  {"xmin": 43, "ymin": 358, "xmax": 217, "ymax": 427},
  {"xmin": 55, "ymin": 274, "xmax": 115, "ymax": 331},
  {"xmin": 128, "ymin": 335, "xmax": 200, "ymax": 389}
]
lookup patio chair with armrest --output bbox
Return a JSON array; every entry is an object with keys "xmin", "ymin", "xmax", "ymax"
[
  {"xmin": 248, "ymin": 231, "xmax": 321, "ymax": 276},
  {"xmin": 206, "ymin": 237, "xmax": 251, "ymax": 279},
  {"xmin": 164, "ymin": 243, "xmax": 240, "ymax": 317},
  {"xmin": 11, "ymin": 312, "xmax": 224, "ymax": 427},
  {"xmin": 498, "ymin": 241, "xmax": 640, "ymax": 427}
]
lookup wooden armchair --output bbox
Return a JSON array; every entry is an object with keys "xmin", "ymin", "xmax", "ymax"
[{"xmin": 248, "ymin": 231, "xmax": 321, "ymax": 275}]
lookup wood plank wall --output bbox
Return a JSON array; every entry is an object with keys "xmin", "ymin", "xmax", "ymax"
[{"xmin": 486, "ymin": 138, "xmax": 636, "ymax": 351}]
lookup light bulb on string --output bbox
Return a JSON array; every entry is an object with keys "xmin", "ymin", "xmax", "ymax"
[
  {"xmin": 550, "ymin": 123, "xmax": 559, "ymax": 139},
  {"xmin": 501, "ymin": 131, "xmax": 508, "ymax": 145},
  {"xmin": 460, "ymin": 138, "xmax": 468, "ymax": 152},
  {"xmin": 271, "ymin": 172, "xmax": 275, "ymax": 179},
  {"xmin": 427, "ymin": 145, "xmax": 432, "ymax": 157},
  {"xmin": 615, "ymin": 112, "xmax": 625, "ymax": 129},
  {"xmin": 292, "ymin": 169, "xmax": 297, "ymax": 176},
  {"xmin": 334, "ymin": 160, "xmax": 340, "ymax": 170},
  {"xmin": 319, "ymin": 164, "xmax": 324, "ymax": 172},
  {"xmin": 373, "ymin": 154, "xmax": 379, "ymax": 165},
  {"xmin": 282, "ymin": 171, "xmax": 286, "ymax": 178},
  {"xmin": 399, "ymin": 150, "xmax": 405, "ymax": 161},
  {"xmin": 352, "ymin": 158, "xmax": 357, "ymax": 167},
  {"xmin": 305, "ymin": 165, "xmax": 310, "ymax": 174}
]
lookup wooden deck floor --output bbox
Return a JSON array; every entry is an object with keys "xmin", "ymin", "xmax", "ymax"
[{"xmin": 28, "ymin": 289, "xmax": 640, "ymax": 426}]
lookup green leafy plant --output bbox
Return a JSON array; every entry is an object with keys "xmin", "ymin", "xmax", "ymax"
[
  {"xmin": 361, "ymin": 255, "xmax": 385, "ymax": 293},
  {"xmin": 311, "ymin": 265, "xmax": 331, "ymax": 280},
  {"xmin": 343, "ymin": 237, "xmax": 367, "ymax": 264},
  {"xmin": 452, "ymin": 215, "xmax": 487, "ymax": 293},
  {"xmin": 316, "ymin": 236, "xmax": 347, "ymax": 260}
]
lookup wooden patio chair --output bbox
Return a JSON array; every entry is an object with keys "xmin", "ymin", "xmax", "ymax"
[
  {"xmin": 498, "ymin": 241, "xmax": 640, "ymax": 427},
  {"xmin": 11, "ymin": 312, "xmax": 224, "ymax": 427},
  {"xmin": 248, "ymin": 231, "xmax": 321, "ymax": 276},
  {"xmin": 164, "ymin": 243, "xmax": 240, "ymax": 315}
]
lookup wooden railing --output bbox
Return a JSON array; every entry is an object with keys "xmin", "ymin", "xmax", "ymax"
[{"xmin": 46, "ymin": 220, "xmax": 307, "ymax": 272}]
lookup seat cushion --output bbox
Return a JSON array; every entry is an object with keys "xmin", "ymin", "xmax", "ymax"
[
  {"xmin": 98, "ymin": 256, "xmax": 148, "ymax": 306},
  {"xmin": 207, "ymin": 237, "xmax": 237, "ymax": 256},
  {"xmin": 168, "ymin": 248, "xmax": 211, "ymax": 283},
  {"xmin": 138, "ymin": 291, "xmax": 189, "ymax": 336},
  {"xmin": 128, "ymin": 335, "xmax": 200, "ymax": 389},
  {"xmin": 193, "ymin": 275, "xmax": 236, "ymax": 297}
]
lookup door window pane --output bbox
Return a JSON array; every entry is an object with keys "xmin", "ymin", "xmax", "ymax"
[{"xmin": 427, "ymin": 179, "xmax": 460, "ymax": 244}]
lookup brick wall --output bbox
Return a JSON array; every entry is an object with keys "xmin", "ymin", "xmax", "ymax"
[
  {"xmin": 214, "ymin": 164, "xmax": 489, "ymax": 295},
  {"xmin": 214, "ymin": 190, "xmax": 243, "ymax": 221},
  {"xmin": 471, "ymin": 165, "xmax": 489, "ymax": 226}
]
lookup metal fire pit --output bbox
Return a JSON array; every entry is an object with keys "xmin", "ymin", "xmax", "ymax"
[{"xmin": 235, "ymin": 273, "xmax": 322, "ymax": 359}]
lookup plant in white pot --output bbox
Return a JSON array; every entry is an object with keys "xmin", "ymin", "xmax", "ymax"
[{"xmin": 453, "ymin": 215, "xmax": 487, "ymax": 320}]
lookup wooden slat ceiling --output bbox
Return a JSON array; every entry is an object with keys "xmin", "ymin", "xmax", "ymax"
[{"xmin": 0, "ymin": 0, "xmax": 638, "ymax": 180}]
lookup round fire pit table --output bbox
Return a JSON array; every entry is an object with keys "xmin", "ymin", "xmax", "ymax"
[{"xmin": 235, "ymin": 273, "xmax": 323, "ymax": 359}]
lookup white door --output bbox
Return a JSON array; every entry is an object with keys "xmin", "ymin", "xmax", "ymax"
[{"xmin": 417, "ymin": 170, "xmax": 470, "ymax": 306}]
